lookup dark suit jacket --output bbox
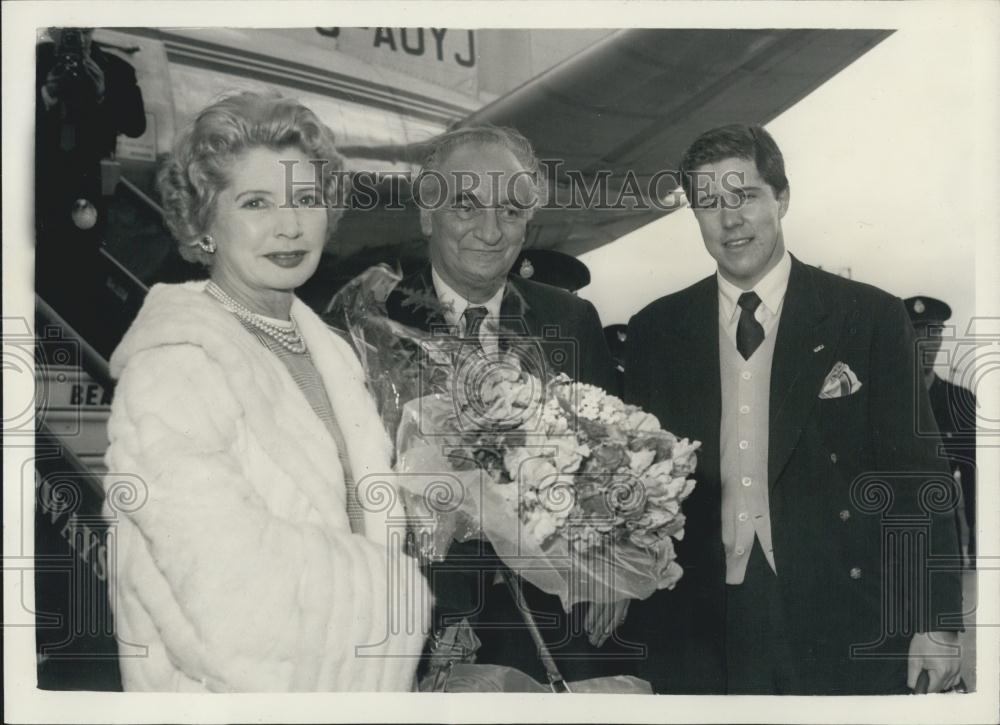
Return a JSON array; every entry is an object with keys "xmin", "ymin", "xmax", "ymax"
[
  {"xmin": 386, "ymin": 265, "xmax": 626, "ymax": 684},
  {"xmin": 386, "ymin": 266, "xmax": 615, "ymax": 393},
  {"xmin": 624, "ymin": 256, "xmax": 962, "ymax": 694}
]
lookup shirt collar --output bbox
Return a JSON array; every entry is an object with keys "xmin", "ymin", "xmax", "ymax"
[
  {"xmin": 717, "ymin": 249, "xmax": 792, "ymax": 322},
  {"xmin": 431, "ymin": 266, "xmax": 505, "ymax": 328}
]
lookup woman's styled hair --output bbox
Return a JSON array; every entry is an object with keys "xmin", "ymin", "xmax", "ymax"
[
  {"xmin": 679, "ymin": 124, "xmax": 789, "ymax": 205},
  {"xmin": 157, "ymin": 91, "xmax": 347, "ymax": 265}
]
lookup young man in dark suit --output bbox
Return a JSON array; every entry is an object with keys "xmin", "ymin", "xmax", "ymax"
[
  {"xmin": 623, "ymin": 124, "xmax": 963, "ymax": 694},
  {"xmin": 385, "ymin": 126, "xmax": 624, "ymax": 685}
]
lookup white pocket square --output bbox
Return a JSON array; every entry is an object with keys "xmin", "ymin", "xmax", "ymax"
[{"xmin": 819, "ymin": 361, "xmax": 862, "ymax": 399}]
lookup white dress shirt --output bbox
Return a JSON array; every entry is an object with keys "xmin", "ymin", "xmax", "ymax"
[
  {"xmin": 431, "ymin": 267, "xmax": 505, "ymax": 353},
  {"xmin": 717, "ymin": 249, "xmax": 792, "ymax": 345}
]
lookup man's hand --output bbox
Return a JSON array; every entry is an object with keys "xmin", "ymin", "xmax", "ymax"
[
  {"xmin": 43, "ymin": 65, "xmax": 70, "ymax": 105},
  {"xmin": 907, "ymin": 631, "xmax": 962, "ymax": 692},
  {"xmin": 43, "ymin": 55, "xmax": 106, "ymax": 107},
  {"xmin": 81, "ymin": 56, "xmax": 106, "ymax": 101},
  {"xmin": 585, "ymin": 599, "xmax": 630, "ymax": 648}
]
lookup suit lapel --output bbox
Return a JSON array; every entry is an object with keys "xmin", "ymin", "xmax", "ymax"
[
  {"xmin": 674, "ymin": 277, "xmax": 723, "ymax": 487},
  {"xmin": 768, "ymin": 257, "xmax": 841, "ymax": 490},
  {"xmin": 499, "ymin": 277, "xmax": 532, "ymax": 339}
]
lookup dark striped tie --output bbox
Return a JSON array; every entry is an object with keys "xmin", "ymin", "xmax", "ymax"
[
  {"xmin": 463, "ymin": 306, "xmax": 489, "ymax": 350},
  {"xmin": 736, "ymin": 291, "xmax": 765, "ymax": 360}
]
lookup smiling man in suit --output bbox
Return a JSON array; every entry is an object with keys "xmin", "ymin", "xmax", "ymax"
[
  {"xmin": 386, "ymin": 126, "xmax": 622, "ymax": 686},
  {"xmin": 623, "ymin": 124, "xmax": 963, "ymax": 694},
  {"xmin": 388, "ymin": 127, "xmax": 613, "ymax": 394}
]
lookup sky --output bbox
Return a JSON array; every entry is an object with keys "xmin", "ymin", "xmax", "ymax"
[{"xmin": 579, "ymin": 11, "xmax": 998, "ymax": 385}]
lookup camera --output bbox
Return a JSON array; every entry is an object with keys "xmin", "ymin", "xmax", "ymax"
[
  {"xmin": 54, "ymin": 29, "xmax": 87, "ymax": 81},
  {"xmin": 47, "ymin": 28, "xmax": 102, "ymax": 106}
]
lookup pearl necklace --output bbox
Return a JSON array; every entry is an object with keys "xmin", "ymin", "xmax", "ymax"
[{"xmin": 205, "ymin": 281, "xmax": 307, "ymax": 354}]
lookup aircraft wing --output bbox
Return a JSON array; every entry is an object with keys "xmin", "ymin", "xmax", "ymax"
[{"xmin": 333, "ymin": 27, "xmax": 893, "ymax": 276}]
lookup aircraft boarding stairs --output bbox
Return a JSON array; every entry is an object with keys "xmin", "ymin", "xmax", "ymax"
[{"xmin": 31, "ymin": 167, "xmax": 201, "ymax": 690}]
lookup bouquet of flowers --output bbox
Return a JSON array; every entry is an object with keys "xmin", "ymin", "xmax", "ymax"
[{"xmin": 327, "ymin": 265, "xmax": 700, "ymax": 610}]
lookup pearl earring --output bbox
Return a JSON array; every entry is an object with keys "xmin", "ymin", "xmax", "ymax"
[{"xmin": 197, "ymin": 235, "xmax": 216, "ymax": 254}]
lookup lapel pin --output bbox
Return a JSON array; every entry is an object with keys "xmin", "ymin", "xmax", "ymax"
[{"xmin": 813, "ymin": 344, "xmax": 825, "ymax": 353}]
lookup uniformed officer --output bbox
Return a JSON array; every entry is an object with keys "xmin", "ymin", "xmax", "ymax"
[{"xmin": 905, "ymin": 296, "xmax": 977, "ymax": 567}]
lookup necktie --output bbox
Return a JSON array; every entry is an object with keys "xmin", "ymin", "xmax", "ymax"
[
  {"xmin": 462, "ymin": 306, "xmax": 489, "ymax": 354},
  {"xmin": 736, "ymin": 291, "xmax": 765, "ymax": 360}
]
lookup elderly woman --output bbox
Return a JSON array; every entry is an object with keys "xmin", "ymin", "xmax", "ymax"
[{"xmin": 103, "ymin": 92, "xmax": 427, "ymax": 691}]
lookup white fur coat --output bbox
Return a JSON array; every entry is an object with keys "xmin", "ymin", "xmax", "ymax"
[{"xmin": 103, "ymin": 281, "xmax": 428, "ymax": 691}]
